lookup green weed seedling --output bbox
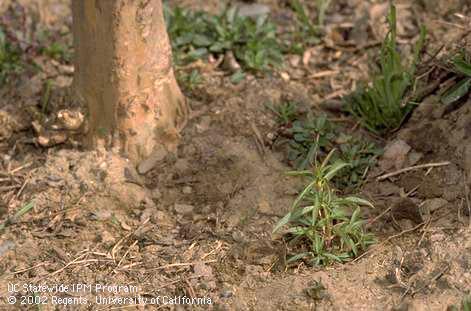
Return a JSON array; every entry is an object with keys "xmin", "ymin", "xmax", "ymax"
[
  {"xmin": 346, "ymin": 5, "xmax": 426, "ymax": 133},
  {"xmin": 441, "ymin": 52, "xmax": 471, "ymax": 106},
  {"xmin": 334, "ymin": 135, "xmax": 382, "ymax": 191},
  {"xmin": 265, "ymin": 100, "xmax": 299, "ymax": 125},
  {"xmin": 164, "ymin": 5, "xmax": 213, "ymax": 65},
  {"xmin": 269, "ymin": 105, "xmax": 382, "ymax": 190},
  {"xmin": 164, "ymin": 4, "xmax": 282, "ymax": 72},
  {"xmin": 41, "ymin": 42, "xmax": 72, "ymax": 63},
  {"xmin": 448, "ymin": 295, "xmax": 471, "ymax": 311},
  {"xmin": 0, "ymin": 26, "xmax": 23, "ymax": 83},
  {"xmin": 273, "ymin": 150, "xmax": 375, "ymax": 266},
  {"xmin": 286, "ymin": 113, "xmax": 336, "ymax": 170},
  {"xmin": 177, "ymin": 69, "xmax": 203, "ymax": 92},
  {"xmin": 284, "ymin": 0, "xmax": 321, "ymax": 54}
]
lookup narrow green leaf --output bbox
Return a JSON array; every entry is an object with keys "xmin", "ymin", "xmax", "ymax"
[
  {"xmin": 273, "ymin": 212, "xmax": 292, "ymax": 233},
  {"xmin": 324, "ymin": 161, "xmax": 350, "ymax": 181},
  {"xmin": 287, "ymin": 252, "xmax": 311, "ymax": 263},
  {"xmin": 441, "ymin": 78, "xmax": 471, "ymax": 106},
  {"xmin": 453, "ymin": 57, "xmax": 471, "ymax": 77}
]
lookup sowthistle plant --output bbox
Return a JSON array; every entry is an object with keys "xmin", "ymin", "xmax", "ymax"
[{"xmin": 273, "ymin": 150, "xmax": 375, "ymax": 266}]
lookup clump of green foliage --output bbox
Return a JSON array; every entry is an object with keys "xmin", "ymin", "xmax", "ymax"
[
  {"xmin": 266, "ymin": 100, "xmax": 299, "ymax": 124},
  {"xmin": 268, "ymin": 101, "xmax": 382, "ymax": 191},
  {"xmin": 282, "ymin": 0, "xmax": 332, "ymax": 54},
  {"xmin": 284, "ymin": 0, "xmax": 320, "ymax": 54},
  {"xmin": 273, "ymin": 150, "xmax": 375, "ymax": 266},
  {"xmin": 40, "ymin": 41, "xmax": 72, "ymax": 63},
  {"xmin": 177, "ymin": 69, "xmax": 203, "ymax": 92},
  {"xmin": 34, "ymin": 29, "xmax": 73, "ymax": 63},
  {"xmin": 448, "ymin": 295, "xmax": 471, "ymax": 311},
  {"xmin": 345, "ymin": 5, "xmax": 426, "ymax": 133},
  {"xmin": 0, "ymin": 26, "xmax": 23, "ymax": 83},
  {"xmin": 441, "ymin": 52, "xmax": 471, "ymax": 106},
  {"xmin": 164, "ymin": 5, "xmax": 282, "ymax": 72}
]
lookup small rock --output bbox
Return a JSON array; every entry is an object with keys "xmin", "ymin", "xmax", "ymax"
[
  {"xmin": 124, "ymin": 166, "xmax": 144, "ymax": 186},
  {"xmin": 430, "ymin": 233, "xmax": 445, "ymax": 242},
  {"xmin": 421, "ymin": 198, "xmax": 448, "ymax": 213},
  {"xmin": 220, "ymin": 290, "xmax": 233, "ymax": 299},
  {"xmin": 182, "ymin": 186, "xmax": 192, "ymax": 194},
  {"xmin": 196, "ymin": 116, "xmax": 211, "ymax": 133},
  {"xmin": 174, "ymin": 203, "xmax": 194, "ymax": 215},
  {"xmin": 237, "ymin": 4, "xmax": 270, "ymax": 18},
  {"xmin": 302, "ymin": 49, "xmax": 312, "ymax": 66},
  {"xmin": 377, "ymin": 181, "xmax": 400, "ymax": 196},
  {"xmin": 0, "ymin": 240, "xmax": 15, "ymax": 257},
  {"xmin": 222, "ymin": 51, "xmax": 241, "ymax": 73},
  {"xmin": 406, "ymin": 151, "xmax": 423, "ymax": 166},
  {"xmin": 140, "ymin": 208, "xmax": 154, "ymax": 222},
  {"xmin": 137, "ymin": 146, "xmax": 168, "ymax": 174},
  {"xmin": 174, "ymin": 159, "xmax": 190, "ymax": 172},
  {"xmin": 258, "ymin": 200, "xmax": 271, "ymax": 214},
  {"xmin": 380, "ymin": 139, "xmax": 411, "ymax": 170},
  {"xmin": 289, "ymin": 55, "xmax": 301, "ymax": 67},
  {"xmin": 91, "ymin": 209, "xmax": 112, "ymax": 221},
  {"xmin": 100, "ymin": 230, "xmax": 115, "ymax": 245},
  {"xmin": 280, "ymin": 72, "xmax": 290, "ymax": 82},
  {"xmin": 193, "ymin": 262, "xmax": 216, "ymax": 290},
  {"xmin": 391, "ymin": 197, "xmax": 422, "ymax": 224},
  {"xmin": 257, "ymin": 254, "xmax": 276, "ymax": 265},
  {"xmin": 151, "ymin": 188, "xmax": 162, "ymax": 200},
  {"xmin": 232, "ymin": 230, "xmax": 245, "ymax": 243},
  {"xmin": 397, "ymin": 219, "xmax": 415, "ymax": 231}
]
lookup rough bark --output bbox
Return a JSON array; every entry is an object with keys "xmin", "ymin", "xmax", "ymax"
[{"xmin": 72, "ymin": 0, "xmax": 187, "ymax": 164}]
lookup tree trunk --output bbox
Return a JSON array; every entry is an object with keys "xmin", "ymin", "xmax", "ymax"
[{"xmin": 72, "ymin": 0, "xmax": 187, "ymax": 164}]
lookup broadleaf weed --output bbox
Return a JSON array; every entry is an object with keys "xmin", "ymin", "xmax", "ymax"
[{"xmin": 273, "ymin": 150, "xmax": 375, "ymax": 266}]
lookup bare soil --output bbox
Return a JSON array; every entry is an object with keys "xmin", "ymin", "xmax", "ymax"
[{"xmin": 0, "ymin": 0, "xmax": 470, "ymax": 310}]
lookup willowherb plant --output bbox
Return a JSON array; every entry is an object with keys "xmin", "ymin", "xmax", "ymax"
[{"xmin": 273, "ymin": 150, "xmax": 375, "ymax": 266}]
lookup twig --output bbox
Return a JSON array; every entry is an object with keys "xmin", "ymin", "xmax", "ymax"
[
  {"xmin": 367, "ymin": 206, "xmax": 392, "ymax": 226},
  {"xmin": 146, "ymin": 259, "xmax": 217, "ymax": 272},
  {"xmin": 408, "ymin": 263, "xmax": 449, "ymax": 297},
  {"xmin": 9, "ymin": 162, "xmax": 32, "ymax": 175},
  {"xmin": 352, "ymin": 222, "xmax": 425, "ymax": 263},
  {"xmin": 377, "ymin": 162, "xmax": 451, "ymax": 181},
  {"xmin": 110, "ymin": 218, "xmax": 150, "ymax": 260},
  {"xmin": 114, "ymin": 240, "xmax": 138, "ymax": 272},
  {"xmin": 12, "ymin": 262, "xmax": 48, "ymax": 275},
  {"xmin": 38, "ymin": 251, "xmax": 89, "ymax": 280}
]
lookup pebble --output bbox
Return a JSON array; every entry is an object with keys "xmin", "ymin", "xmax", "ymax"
[
  {"xmin": 0, "ymin": 240, "xmax": 15, "ymax": 257},
  {"xmin": 431, "ymin": 233, "xmax": 445, "ymax": 242},
  {"xmin": 137, "ymin": 146, "xmax": 168, "ymax": 174},
  {"xmin": 220, "ymin": 290, "xmax": 233, "ymax": 299},
  {"xmin": 421, "ymin": 198, "xmax": 448, "ymax": 213},
  {"xmin": 174, "ymin": 203, "xmax": 194, "ymax": 215},
  {"xmin": 196, "ymin": 116, "xmax": 211, "ymax": 133},
  {"xmin": 380, "ymin": 139, "xmax": 411, "ymax": 170},
  {"xmin": 151, "ymin": 188, "xmax": 162, "ymax": 200},
  {"xmin": 182, "ymin": 186, "xmax": 192, "ymax": 194}
]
